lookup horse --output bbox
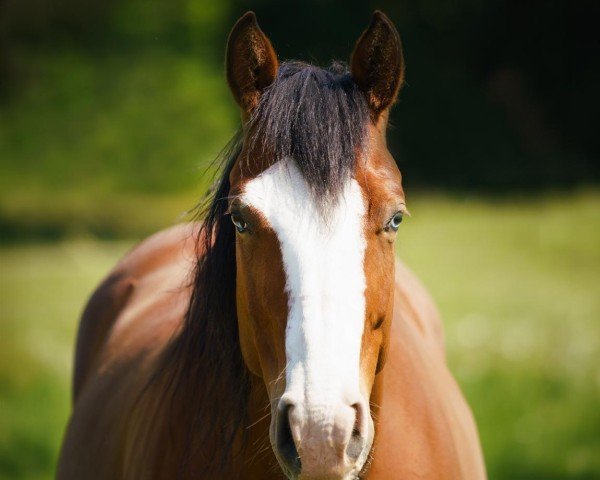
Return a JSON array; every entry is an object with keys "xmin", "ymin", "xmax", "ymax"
[{"xmin": 57, "ymin": 11, "xmax": 486, "ymax": 480}]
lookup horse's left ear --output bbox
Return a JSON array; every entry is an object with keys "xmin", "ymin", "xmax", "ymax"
[
  {"xmin": 226, "ymin": 11, "xmax": 279, "ymax": 117},
  {"xmin": 351, "ymin": 11, "xmax": 405, "ymax": 120}
]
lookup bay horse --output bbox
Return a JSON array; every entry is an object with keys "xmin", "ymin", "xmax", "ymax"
[{"xmin": 57, "ymin": 11, "xmax": 486, "ymax": 480}]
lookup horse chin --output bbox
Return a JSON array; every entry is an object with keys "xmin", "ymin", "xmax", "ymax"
[
  {"xmin": 272, "ymin": 449, "xmax": 372, "ymax": 480},
  {"xmin": 280, "ymin": 471, "xmax": 362, "ymax": 480}
]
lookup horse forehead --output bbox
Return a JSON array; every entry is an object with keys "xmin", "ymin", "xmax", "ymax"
[{"xmin": 241, "ymin": 160, "xmax": 366, "ymax": 229}]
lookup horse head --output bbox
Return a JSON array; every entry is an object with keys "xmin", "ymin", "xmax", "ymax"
[{"xmin": 225, "ymin": 11, "xmax": 406, "ymax": 479}]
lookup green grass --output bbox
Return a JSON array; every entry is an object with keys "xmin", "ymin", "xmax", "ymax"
[
  {"xmin": 400, "ymin": 190, "xmax": 600, "ymax": 479},
  {"xmin": 0, "ymin": 241, "xmax": 132, "ymax": 480},
  {"xmin": 0, "ymin": 190, "xmax": 598, "ymax": 479}
]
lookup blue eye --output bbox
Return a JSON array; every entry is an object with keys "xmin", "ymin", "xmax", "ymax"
[
  {"xmin": 386, "ymin": 212, "xmax": 403, "ymax": 232},
  {"xmin": 231, "ymin": 213, "xmax": 248, "ymax": 233}
]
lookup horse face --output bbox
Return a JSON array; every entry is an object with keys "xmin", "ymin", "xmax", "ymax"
[{"xmin": 226, "ymin": 11, "xmax": 405, "ymax": 480}]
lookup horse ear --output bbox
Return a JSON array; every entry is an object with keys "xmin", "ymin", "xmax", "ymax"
[
  {"xmin": 226, "ymin": 12, "xmax": 278, "ymax": 116},
  {"xmin": 351, "ymin": 11, "xmax": 405, "ymax": 119}
]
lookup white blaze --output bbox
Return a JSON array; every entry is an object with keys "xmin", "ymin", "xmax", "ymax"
[{"xmin": 243, "ymin": 160, "xmax": 367, "ymax": 410}]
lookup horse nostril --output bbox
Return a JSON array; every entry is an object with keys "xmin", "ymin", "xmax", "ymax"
[
  {"xmin": 276, "ymin": 404, "xmax": 301, "ymax": 474},
  {"xmin": 346, "ymin": 403, "xmax": 366, "ymax": 461}
]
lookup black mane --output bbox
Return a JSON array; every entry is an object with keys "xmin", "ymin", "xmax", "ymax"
[
  {"xmin": 247, "ymin": 61, "xmax": 370, "ymax": 204},
  {"xmin": 162, "ymin": 62, "xmax": 370, "ymax": 476}
]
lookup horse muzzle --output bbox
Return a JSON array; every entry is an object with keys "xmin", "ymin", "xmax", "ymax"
[{"xmin": 271, "ymin": 395, "xmax": 373, "ymax": 480}]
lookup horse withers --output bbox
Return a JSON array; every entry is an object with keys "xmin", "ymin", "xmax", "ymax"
[{"xmin": 57, "ymin": 11, "xmax": 486, "ymax": 480}]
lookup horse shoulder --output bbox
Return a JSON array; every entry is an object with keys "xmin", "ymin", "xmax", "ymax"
[{"xmin": 72, "ymin": 222, "xmax": 199, "ymax": 400}]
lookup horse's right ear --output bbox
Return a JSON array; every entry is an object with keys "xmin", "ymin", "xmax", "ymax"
[{"xmin": 226, "ymin": 12, "xmax": 278, "ymax": 117}]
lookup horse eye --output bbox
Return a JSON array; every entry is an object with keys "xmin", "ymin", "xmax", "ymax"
[
  {"xmin": 385, "ymin": 212, "xmax": 403, "ymax": 232},
  {"xmin": 230, "ymin": 213, "xmax": 248, "ymax": 233}
]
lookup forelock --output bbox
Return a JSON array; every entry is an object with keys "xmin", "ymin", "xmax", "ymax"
[{"xmin": 246, "ymin": 61, "xmax": 370, "ymax": 210}]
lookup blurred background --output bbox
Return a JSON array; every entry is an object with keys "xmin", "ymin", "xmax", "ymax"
[{"xmin": 0, "ymin": 0, "xmax": 598, "ymax": 479}]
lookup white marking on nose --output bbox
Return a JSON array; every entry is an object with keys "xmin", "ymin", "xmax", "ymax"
[{"xmin": 243, "ymin": 160, "xmax": 367, "ymax": 410}]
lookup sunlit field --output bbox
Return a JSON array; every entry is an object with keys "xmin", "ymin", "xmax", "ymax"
[{"xmin": 0, "ymin": 190, "xmax": 598, "ymax": 480}]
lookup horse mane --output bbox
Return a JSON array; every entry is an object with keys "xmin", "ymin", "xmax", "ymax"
[
  {"xmin": 158, "ymin": 61, "xmax": 370, "ymax": 477},
  {"xmin": 153, "ymin": 133, "xmax": 245, "ymax": 478}
]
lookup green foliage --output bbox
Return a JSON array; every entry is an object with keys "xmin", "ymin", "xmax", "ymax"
[
  {"xmin": 0, "ymin": 192, "xmax": 598, "ymax": 479},
  {"xmin": 1, "ymin": 0, "xmax": 597, "ymax": 199},
  {"xmin": 0, "ymin": 49, "xmax": 237, "ymax": 196}
]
